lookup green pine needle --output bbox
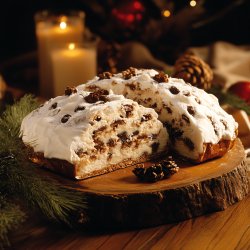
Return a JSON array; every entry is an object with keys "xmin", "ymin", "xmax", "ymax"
[
  {"xmin": 0, "ymin": 95, "xmax": 39, "ymax": 156},
  {"xmin": 0, "ymin": 197, "xmax": 26, "ymax": 249},
  {"xmin": 0, "ymin": 95, "xmax": 89, "ymax": 247},
  {"xmin": 1, "ymin": 155, "xmax": 87, "ymax": 226},
  {"xmin": 0, "ymin": 94, "xmax": 39, "ymax": 139}
]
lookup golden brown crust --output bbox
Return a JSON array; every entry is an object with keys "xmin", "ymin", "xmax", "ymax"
[
  {"xmin": 169, "ymin": 138, "xmax": 237, "ymax": 164},
  {"xmin": 197, "ymin": 139, "xmax": 235, "ymax": 163},
  {"xmin": 30, "ymin": 151, "xmax": 164, "ymax": 180},
  {"xmin": 30, "ymin": 152, "xmax": 77, "ymax": 178},
  {"xmin": 197, "ymin": 129, "xmax": 238, "ymax": 163}
]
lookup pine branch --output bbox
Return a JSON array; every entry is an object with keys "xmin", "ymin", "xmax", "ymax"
[
  {"xmin": 0, "ymin": 94, "xmax": 39, "ymax": 139},
  {"xmin": 4, "ymin": 155, "xmax": 87, "ymax": 225},
  {"xmin": 0, "ymin": 197, "xmax": 26, "ymax": 249},
  {"xmin": 0, "ymin": 95, "xmax": 88, "ymax": 224},
  {"xmin": 0, "ymin": 95, "xmax": 39, "ymax": 155},
  {"xmin": 0, "ymin": 95, "xmax": 89, "ymax": 247},
  {"xmin": 209, "ymin": 86, "xmax": 250, "ymax": 115}
]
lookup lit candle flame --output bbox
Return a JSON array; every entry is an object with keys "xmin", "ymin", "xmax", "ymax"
[
  {"xmin": 60, "ymin": 21, "xmax": 67, "ymax": 29},
  {"xmin": 68, "ymin": 43, "xmax": 75, "ymax": 50},
  {"xmin": 190, "ymin": 0, "xmax": 197, "ymax": 7},
  {"xmin": 162, "ymin": 9, "xmax": 171, "ymax": 17}
]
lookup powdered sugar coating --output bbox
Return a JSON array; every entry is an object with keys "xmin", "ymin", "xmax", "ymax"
[
  {"xmin": 79, "ymin": 68, "xmax": 238, "ymax": 160},
  {"xmin": 20, "ymin": 90, "xmax": 168, "ymax": 177}
]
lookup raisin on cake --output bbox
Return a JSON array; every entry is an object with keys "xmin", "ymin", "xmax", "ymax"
[
  {"xmin": 79, "ymin": 67, "xmax": 238, "ymax": 163},
  {"xmin": 20, "ymin": 88, "xmax": 168, "ymax": 179}
]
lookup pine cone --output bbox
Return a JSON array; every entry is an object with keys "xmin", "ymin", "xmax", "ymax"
[
  {"xmin": 173, "ymin": 53, "xmax": 213, "ymax": 90},
  {"xmin": 133, "ymin": 156, "xmax": 179, "ymax": 182},
  {"xmin": 160, "ymin": 156, "xmax": 179, "ymax": 176}
]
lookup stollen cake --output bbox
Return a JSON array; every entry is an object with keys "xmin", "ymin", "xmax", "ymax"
[
  {"xmin": 79, "ymin": 68, "xmax": 238, "ymax": 162},
  {"xmin": 20, "ymin": 88, "xmax": 168, "ymax": 179}
]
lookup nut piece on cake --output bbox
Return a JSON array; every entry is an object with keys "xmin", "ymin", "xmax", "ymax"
[
  {"xmin": 79, "ymin": 68, "xmax": 238, "ymax": 163},
  {"xmin": 20, "ymin": 90, "xmax": 168, "ymax": 179}
]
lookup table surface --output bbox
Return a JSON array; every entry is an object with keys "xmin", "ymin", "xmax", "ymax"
[
  {"xmin": 10, "ymin": 176, "xmax": 250, "ymax": 250},
  {"xmin": 5, "ymin": 88, "xmax": 250, "ymax": 250}
]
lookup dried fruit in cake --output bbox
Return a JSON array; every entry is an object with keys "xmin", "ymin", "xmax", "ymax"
[
  {"xmin": 20, "ymin": 90, "xmax": 168, "ymax": 179},
  {"xmin": 80, "ymin": 68, "xmax": 238, "ymax": 163}
]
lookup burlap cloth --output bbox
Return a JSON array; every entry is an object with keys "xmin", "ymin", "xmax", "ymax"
[{"xmin": 189, "ymin": 41, "xmax": 250, "ymax": 89}]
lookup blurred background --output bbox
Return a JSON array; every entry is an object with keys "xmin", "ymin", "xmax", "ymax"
[{"xmin": 0, "ymin": 0, "xmax": 249, "ymax": 94}]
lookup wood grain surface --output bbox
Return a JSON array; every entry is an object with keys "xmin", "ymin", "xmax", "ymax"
[
  {"xmin": 10, "ymin": 188, "xmax": 250, "ymax": 250},
  {"xmin": 9, "ymin": 142, "xmax": 250, "ymax": 250},
  {"xmin": 32, "ymin": 139, "xmax": 248, "ymax": 229}
]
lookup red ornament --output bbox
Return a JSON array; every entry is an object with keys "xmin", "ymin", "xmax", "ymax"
[
  {"xmin": 111, "ymin": 0, "xmax": 145, "ymax": 29},
  {"xmin": 228, "ymin": 81, "xmax": 250, "ymax": 104}
]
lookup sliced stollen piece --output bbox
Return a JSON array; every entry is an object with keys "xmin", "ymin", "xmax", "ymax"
[
  {"xmin": 20, "ymin": 88, "xmax": 168, "ymax": 179},
  {"xmin": 79, "ymin": 68, "xmax": 238, "ymax": 162}
]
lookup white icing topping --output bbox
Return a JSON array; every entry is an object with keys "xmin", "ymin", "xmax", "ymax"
[
  {"xmin": 78, "ymin": 68, "xmax": 238, "ymax": 160},
  {"xmin": 20, "ymin": 90, "xmax": 168, "ymax": 176}
]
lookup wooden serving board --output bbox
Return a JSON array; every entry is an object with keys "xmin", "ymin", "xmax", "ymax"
[{"xmin": 47, "ymin": 139, "xmax": 249, "ymax": 229}]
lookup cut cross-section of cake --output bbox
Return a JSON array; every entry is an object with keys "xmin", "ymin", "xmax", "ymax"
[
  {"xmin": 79, "ymin": 68, "xmax": 238, "ymax": 162},
  {"xmin": 20, "ymin": 88, "xmax": 168, "ymax": 179}
]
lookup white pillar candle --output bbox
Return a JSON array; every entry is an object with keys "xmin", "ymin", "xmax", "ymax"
[
  {"xmin": 35, "ymin": 11, "xmax": 85, "ymax": 98},
  {"xmin": 51, "ymin": 43, "xmax": 97, "ymax": 96}
]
